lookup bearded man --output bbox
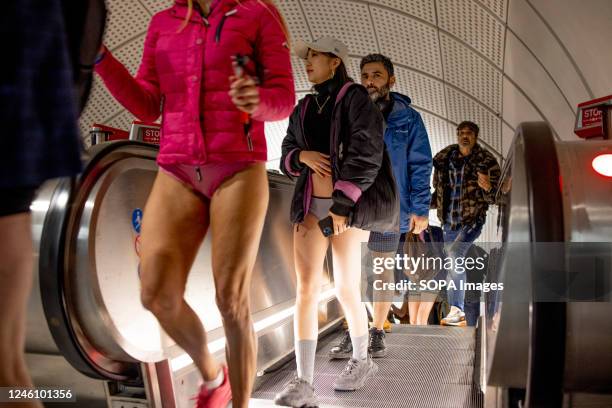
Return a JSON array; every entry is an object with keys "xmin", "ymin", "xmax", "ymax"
[{"xmin": 328, "ymin": 53, "xmax": 433, "ymax": 359}]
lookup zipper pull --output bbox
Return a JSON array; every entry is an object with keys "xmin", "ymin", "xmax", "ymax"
[
  {"xmin": 196, "ymin": 167, "xmax": 202, "ymax": 182},
  {"xmin": 202, "ymin": 16, "xmax": 210, "ymax": 27},
  {"xmin": 246, "ymin": 133, "xmax": 253, "ymax": 151}
]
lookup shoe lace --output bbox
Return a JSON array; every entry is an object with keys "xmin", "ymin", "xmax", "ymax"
[
  {"xmin": 285, "ymin": 376, "xmax": 304, "ymax": 391},
  {"xmin": 370, "ymin": 329, "xmax": 384, "ymax": 348},
  {"xmin": 342, "ymin": 359, "xmax": 359, "ymax": 375},
  {"xmin": 339, "ymin": 330, "xmax": 351, "ymax": 348}
]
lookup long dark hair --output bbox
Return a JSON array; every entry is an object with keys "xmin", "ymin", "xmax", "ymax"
[{"xmin": 323, "ymin": 52, "xmax": 353, "ymax": 83}]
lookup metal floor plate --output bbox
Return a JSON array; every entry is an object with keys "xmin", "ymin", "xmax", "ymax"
[{"xmin": 253, "ymin": 325, "xmax": 483, "ymax": 408}]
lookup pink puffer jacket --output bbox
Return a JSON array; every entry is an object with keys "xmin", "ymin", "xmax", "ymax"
[{"xmin": 95, "ymin": 0, "xmax": 295, "ymax": 165}]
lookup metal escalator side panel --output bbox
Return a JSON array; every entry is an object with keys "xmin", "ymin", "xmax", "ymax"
[
  {"xmin": 27, "ymin": 178, "xmax": 62, "ymax": 355},
  {"xmin": 521, "ymin": 122, "xmax": 566, "ymax": 408},
  {"xmin": 60, "ymin": 142, "xmax": 159, "ymax": 380},
  {"xmin": 556, "ymin": 140, "xmax": 612, "ymax": 393},
  {"xmin": 486, "ymin": 130, "xmax": 531, "ymax": 389}
]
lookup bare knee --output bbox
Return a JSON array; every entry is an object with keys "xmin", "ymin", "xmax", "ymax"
[
  {"xmin": 139, "ymin": 251, "xmax": 185, "ymax": 319},
  {"xmin": 296, "ymin": 277, "xmax": 320, "ymax": 305},
  {"xmin": 215, "ymin": 286, "xmax": 250, "ymax": 325},
  {"xmin": 335, "ymin": 284, "xmax": 360, "ymax": 307},
  {"xmin": 141, "ymin": 287, "xmax": 184, "ymax": 320}
]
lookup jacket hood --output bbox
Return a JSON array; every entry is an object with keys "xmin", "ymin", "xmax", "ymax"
[{"xmin": 387, "ymin": 92, "xmax": 414, "ymax": 126}]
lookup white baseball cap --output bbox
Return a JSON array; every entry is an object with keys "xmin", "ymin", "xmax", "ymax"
[{"xmin": 294, "ymin": 36, "xmax": 349, "ymax": 66}]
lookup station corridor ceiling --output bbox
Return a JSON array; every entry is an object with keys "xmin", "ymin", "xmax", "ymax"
[{"xmin": 80, "ymin": 0, "xmax": 612, "ymax": 166}]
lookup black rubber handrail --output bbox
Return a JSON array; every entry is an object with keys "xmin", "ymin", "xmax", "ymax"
[{"xmin": 520, "ymin": 122, "xmax": 566, "ymax": 408}]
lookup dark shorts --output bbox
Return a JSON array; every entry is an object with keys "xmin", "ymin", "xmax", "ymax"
[
  {"xmin": 0, "ymin": 187, "xmax": 38, "ymax": 217},
  {"xmin": 367, "ymin": 231, "xmax": 404, "ymax": 253}
]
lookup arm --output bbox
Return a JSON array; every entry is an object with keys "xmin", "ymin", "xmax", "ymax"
[
  {"xmin": 483, "ymin": 153, "xmax": 502, "ymax": 204},
  {"xmin": 430, "ymin": 159, "xmax": 440, "ymax": 210},
  {"xmin": 251, "ymin": 4, "xmax": 295, "ymax": 122},
  {"xmin": 330, "ymin": 87, "xmax": 385, "ymax": 216},
  {"xmin": 95, "ymin": 18, "xmax": 161, "ymax": 122},
  {"xmin": 407, "ymin": 111, "xmax": 433, "ymax": 217},
  {"xmin": 279, "ymin": 106, "xmax": 304, "ymax": 178}
]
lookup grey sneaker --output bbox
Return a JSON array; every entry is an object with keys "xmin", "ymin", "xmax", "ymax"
[
  {"xmin": 274, "ymin": 376, "xmax": 318, "ymax": 407},
  {"xmin": 368, "ymin": 327, "xmax": 388, "ymax": 358},
  {"xmin": 328, "ymin": 330, "xmax": 352, "ymax": 360},
  {"xmin": 333, "ymin": 357, "xmax": 378, "ymax": 391}
]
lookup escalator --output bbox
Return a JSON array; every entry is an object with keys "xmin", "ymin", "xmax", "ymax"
[{"xmin": 24, "ymin": 122, "xmax": 612, "ymax": 407}]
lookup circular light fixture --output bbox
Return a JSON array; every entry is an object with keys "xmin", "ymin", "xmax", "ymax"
[{"xmin": 592, "ymin": 153, "xmax": 612, "ymax": 177}]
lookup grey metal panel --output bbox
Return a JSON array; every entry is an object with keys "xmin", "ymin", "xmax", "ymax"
[
  {"xmin": 502, "ymin": 77, "xmax": 544, "ymax": 130},
  {"xmin": 507, "ymin": 0, "xmax": 590, "ymax": 110},
  {"xmin": 501, "ymin": 122, "xmax": 514, "ymax": 158},
  {"xmin": 504, "ymin": 32, "xmax": 576, "ymax": 140},
  {"xmin": 528, "ymin": 0, "xmax": 612, "ymax": 96},
  {"xmin": 556, "ymin": 140, "xmax": 612, "ymax": 392}
]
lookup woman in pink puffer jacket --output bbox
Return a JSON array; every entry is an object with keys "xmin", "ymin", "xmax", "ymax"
[{"xmin": 95, "ymin": 1, "xmax": 294, "ymax": 407}]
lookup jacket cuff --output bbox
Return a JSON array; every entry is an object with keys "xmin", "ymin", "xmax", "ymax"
[
  {"xmin": 334, "ymin": 180, "xmax": 362, "ymax": 203},
  {"xmin": 284, "ymin": 148, "xmax": 303, "ymax": 176},
  {"xmin": 330, "ymin": 190, "xmax": 354, "ymax": 217}
]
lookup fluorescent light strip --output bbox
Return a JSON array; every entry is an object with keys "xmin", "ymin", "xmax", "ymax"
[{"xmin": 170, "ymin": 288, "xmax": 337, "ymax": 372}]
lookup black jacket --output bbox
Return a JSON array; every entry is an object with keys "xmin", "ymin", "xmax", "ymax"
[{"xmin": 280, "ymin": 82, "xmax": 399, "ymax": 231}]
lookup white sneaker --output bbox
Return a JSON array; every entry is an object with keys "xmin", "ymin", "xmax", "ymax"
[{"xmin": 441, "ymin": 306, "xmax": 467, "ymax": 327}]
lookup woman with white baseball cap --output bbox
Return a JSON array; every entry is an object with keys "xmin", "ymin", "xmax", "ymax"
[{"xmin": 277, "ymin": 37, "xmax": 399, "ymax": 406}]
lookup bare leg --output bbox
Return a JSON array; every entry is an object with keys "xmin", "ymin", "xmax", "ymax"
[
  {"xmin": 415, "ymin": 293, "xmax": 437, "ymax": 325},
  {"xmin": 370, "ymin": 250, "xmax": 394, "ymax": 330},
  {"xmin": 293, "ymin": 214, "xmax": 330, "ymax": 341},
  {"xmin": 209, "ymin": 162, "xmax": 269, "ymax": 408},
  {"xmin": 408, "ymin": 300, "xmax": 419, "ymax": 325},
  {"xmin": 139, "ymin": 171, "xmax": 219, "ymax": 381},
  {"xmin": 0, "ymin": 213, "xmax": 43, "ymax": 408},
  {"xmin": 330, "ymin": 228, "xmax": 371, "ymax": 339}
]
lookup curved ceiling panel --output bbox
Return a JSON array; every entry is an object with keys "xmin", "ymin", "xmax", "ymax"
[{"xmin": 79, "ymin": 0, "xmax": 611, "ymax": 159}]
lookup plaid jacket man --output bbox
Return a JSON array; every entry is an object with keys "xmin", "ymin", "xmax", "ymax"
[{"xmin": 430, "ymin": 143, "xmax": 501, "ymax": 228}]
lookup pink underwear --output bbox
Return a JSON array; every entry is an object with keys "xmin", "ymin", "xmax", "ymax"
[{"xmin": 159, "ymin": 161, "xmax": 256, "ymax": 199}]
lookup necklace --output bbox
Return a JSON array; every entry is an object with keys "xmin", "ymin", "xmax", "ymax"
[{"xmin": 314, "ymin": 95, "xmax": 331, "ymax": 114}]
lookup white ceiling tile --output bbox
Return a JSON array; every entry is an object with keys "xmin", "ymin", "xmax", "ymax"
[
  {"xmin": 138, "ymin": 0, "xmax": 172, "ymax": 15},
  {"xmin": 475, "ymin": 0, "xmax": 508, "ymax": 21},
  {"xmin": 300, "ymin": 0, "xmax": 376, "ymax": 56},
  {"xmin": 446, "ymin": 87, "xmax": 502, "ymax": 154},
  {"xmin": 393, "ymin": 67, "xmax": 446, "ymax": 117},
  {"xmin": 441, "ymin": 33, "xmax": 502, "ymax": 113},
  {"xmin": 371, "ymin": 6, "xmax": 442, "ymax": 78},
  {"xmin": 104, "ymin": 0, "xmax": 150, "ymax": 49},
  {"xmin": 437, "ymin": 0, "xmax": 505, "ymax": 67},
  {"xmin": 368, "ymin": 0, "xmax": 436, "ymax": 24}
]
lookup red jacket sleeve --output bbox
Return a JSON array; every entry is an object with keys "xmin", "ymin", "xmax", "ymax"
[
  {"xmin": 250, "ymin": 4, "xmax": 295, "ymax": 122},
  {"xmin": 95, "ymin": 18, "xmax": 161, "ymax": 122}
]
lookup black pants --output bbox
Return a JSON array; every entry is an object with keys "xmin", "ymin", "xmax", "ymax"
[{"xmin": 0, "ymin": 187, "xmax": 38, "ymax": 216}]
